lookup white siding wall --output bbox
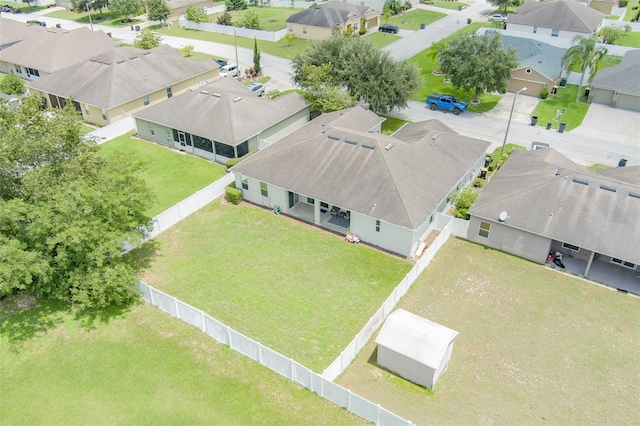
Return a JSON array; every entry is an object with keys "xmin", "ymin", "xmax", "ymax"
[
  {"xmin": 350, "ymin": 213, "xmax": 414, "ymax": 257},
  {"xmin": 378, "ymin": 346, "xmax": 435, "ymax": 390},
  {"xmin": 432, "ymin": 342, "xmax": 454, "ymax": 387}
]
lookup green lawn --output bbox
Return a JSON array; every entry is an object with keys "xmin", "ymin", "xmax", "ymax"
[
  {"xmin": 530, "ymin": 85, "xmax": 590, "ymax": 131},
  {"xmin": 408, "ymin": 22, "xmax": 501, "ymax": 113},
  {"xmin": 337, "ymin": 237, "xmax": 640, "ymax": 424},
  {"xmin": 567, "ymin": 54, "xmax": 623, "ymax": 72},
  {"xmin": 431, "ymin": 0, "xmax": 469, "ymax": 10},
  {"xmin": 99, "ymin": 133, "xmax": 226, "ymax": 216},
  {"xmin": 1, "ymin": 0, "xmax": 52, "ymax": 13},
  {"xmin": 129, "ymin": 199, "xmax": 412, "ymax": 372},
  {"xmin": 624, "ymin": 0, "xmax": 640, "ymax": 20},
  {"xmin": 381, "ymin": 116, "xmax": 409, "ymax": 135},
  {"xmin": 367, "ymin": 32, "xmax": 401, "ymax": 49},
  {"xmin": 150, "ymin": 22, "xmax": 308, "ymax": 60},
  {"xmin": 209, "ymin": 7, "xmax": 299, "ymax": 32},
  {"xmin": 44, "ymin": 9, "xmax": 143, "ymax": 27},
  {"xmin": 0, "ymin": 300, "xmax": 365, "ymax": 425},
  {"xmin": 613, "ymin": 30, "xmax": 640, "ymax": 47},
  {"xmin": 385, "ymin": 9, "xmax": 447, "ymax": 30},
  {"xmin": 79, "ymin": 124, "xmax": 95, "ymax": 135}
]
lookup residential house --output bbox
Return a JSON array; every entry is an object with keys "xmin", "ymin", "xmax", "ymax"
[
  {"xmin": 232, "ymin": 106, "xmax": 490, "ymax": 258},
  {"xmin": 500, "ymin": 35, "xmax": 566, "ymax": 96},
  {"xmin": 28, "ymin": 45, "xmax": 219, "ymax": 125},
  {"xmin": 0, "ymin": 18, "xmax": 42, "ymax": 51},
  {"xmin": 285, "ymin": 1, "xmax": 381, "ymax": 40},
  {"xmin": 587, "ymin": 0, "xmax": 617, "ymax": 15},
  {"xmin": 133, "ymin": 78, "xmax": 309, "ymax": 163},
  {"xmin": 589, "ymin": 50, "xmax": 640, "ymax": 112},
  {"xmin": 507, "ymin": 0, "xmax": 605, "ymax": 38},
  {"xmin": 467, "ymin": 148, "xmax": 640, "ymax": 294},
  {"xmin": 0, "ymin": 23, "xmax": 116, "ymax": 80}
]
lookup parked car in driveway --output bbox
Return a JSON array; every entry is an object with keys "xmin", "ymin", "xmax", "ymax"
[
  {"xmin": 219, "ymin": 64, "xmax": 239, "ymax": 78},
  {"xmin": 26, "ymin": 19, "xmax": 46, "ymax": 27},
  {"xmin": 247, "ymin": 82, "xmax": 265, "ymax": 97},
  {"xmin": 488, "ymin": 14, "xmax": 506, "ymax": 22},
  {"xmin": 379, "ymin": 24, "xmax": 399, "ymax": 34}
]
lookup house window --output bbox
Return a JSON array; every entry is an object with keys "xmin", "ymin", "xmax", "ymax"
[
  {"xmin": 101, "ymin": 109, "xmax": 108, "ymax": 121},
  {"xmin": 166, "ymin": 87, "xmax": 172, "ymax": 98},
  {"xmin": 562, "ymin": 243, "xmax": 580, "ymax": 252},
  {"xmin": 375, "ymin": 220, "xmax": 380, "ymax": 232},
  {"xmin": 192, "ymin": 134, "xmax": 213, "ymax": 152},
  {"xmin": 478, "ymin": 221, "xmax": 490, "ymax": 238},
  {"xmin": 25, "ymin": 67, "xmax": 39, "ymax": 77},
  {"xmin": 611, "ymin": 258, "xmax": 636, "ymax": 269},
  {"xmin": 143, "ymin": 95, "xmax": 150, "ymax": 106},
  {"xmin": 242, "ymin": 178, "xmax": 248, "ymax": 190},
  {"xmin": 84, "ymin": 104, "xmax": 90, "ymax": 115},
  {"xmin": 320, "ymin": 202, "xmax": 329, "ymax": 209},
  {"xmin": 354, "ymin": 22, "xmax": 359, "ymax": 30},
  {"xmin": 551, "ymin": 28, "xmax": 559, "ymax": 37},
  {"xmin": 303, "ymin": 27, "xmax": 307, "ymax": 34},
  {"xmin": 288, "ymin": 26, "xmax": 293, "ymax": 32},
  {"xmin": 307, "ymin": 197, "xmax": 315, "ymax": 204},
  {"xmin": 525, "ymin": 68, "xmax": 532, "ymax": 74},
  {"xmin": 14, "ymin": 64, "xmax": 22, "ymax": 74},
  {"xmin": 149, "ymin": 123, "xmax": 155, "ymax": 136},
  {"xmin": 260, "ymin": 182, "xmax": 268, "ymax": 197}
]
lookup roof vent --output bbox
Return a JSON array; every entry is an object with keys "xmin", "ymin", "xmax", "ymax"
[
  {"xmin": 362, "ymin": 143, "xmax": 375, "ymax": 150},
  {"xmin": 143, "ymin": 51, "xmax": 151, "ymax": 55},
  {"xmin": 129, "ymin": 56, "xmax": 137, "ymax": 60},
  {"xmin": 599, "ymin": 184, "xmax": 616, "ymax": 193},
  {"xmin": 384, "ymin": 143, "xmax": 394, "ymax": 151},
  {"xmin": 116, "ymin": 60, "xmax": 125, "ymax": 64},
  {"xmin": 345, "ymin": 138, "xmax": 357, "ymax": 145},
  {"xmin": 212, "ymin": 92, "xmax": 221, "ymax": 97},
  {"xmin": 103, "ymin": 61, "xmax": 111, "ymax": 65},
  {"xmin": 572, "ymin": 177, "xmax": 589, "ymax": 186},
  {"xmin": 200, "ymin": 90, "xmax": 209, "ymax": 95},
  {"xmin": 555, "ymin": 168, "xmax": 562, "ymax": 175},
  {"xmin": 629, "ymin": 191, "xmax": 640, "ymax": 199},
  {"xmin": 432, "ymin": 133, "xmax": 439, "ymax": 141},
  {"xmin": 233, "ymin": 97, "xmax": 242, "ymax": 102},
  {"xmin": 328, "ymin": 134, "xmax": 340, "ymax": 141}
]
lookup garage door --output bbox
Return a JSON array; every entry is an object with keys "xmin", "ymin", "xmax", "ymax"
[
  {"xmin": 591, "ymin": 88, "xmax": 614, "ymax": 106},
  {"xmin": 616, "ymin": 93, "xmax": 640, "ymax": 112}
]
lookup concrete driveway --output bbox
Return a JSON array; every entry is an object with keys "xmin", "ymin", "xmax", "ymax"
[
  {"xmin": 483, "ymin": 92, "xmax": 540, "ymax": 124},
  {"xmin": 571, "ymin": 104, "xmax": 640, "ymax": 150}
]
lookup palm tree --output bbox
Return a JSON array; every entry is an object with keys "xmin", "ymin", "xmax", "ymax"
[{"xmin": 562, "ymin": 34, "xmax": 608, "ymax": 103}]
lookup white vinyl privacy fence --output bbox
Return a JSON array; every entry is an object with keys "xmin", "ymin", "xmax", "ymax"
[{"xmin": 139, "ymin": 281, "xmax": 413, "ymax": 426}]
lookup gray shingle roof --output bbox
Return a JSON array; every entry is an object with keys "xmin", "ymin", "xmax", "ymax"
[
  {"xmin": 285, "ymin": 1, "xmax": 379, "ymax": 28},
  {"xmin": 28, "ymin": 45, "xmax": 217, "ymax": 109},
  {"xmin": 0, "ymin": 25, "xmax": 116, "ymax": 73},
  {"xmin": 0, "ymin": 17, "xmax": 42, "ymax": 48},
  {"xmin": 133, "ymin": 78, "xmax": 308, "ymax": 146},
  {"xmin": 469, "ymin": 149, "xmax": 640, "ymax": 264},
  {"xmin": 508, "ymin": 0, "xmax": 604, "ymax": 33},
  {"xmin": 501, "ymin": 35, "xmax": 565, "ymax": 81},
  {"xmin": 590, "ymin": 50, "xmax": 640, "ymax": 96},
  {"xmin": 232, "ymin": 107, "xmax": 490, "ymax": 230}
]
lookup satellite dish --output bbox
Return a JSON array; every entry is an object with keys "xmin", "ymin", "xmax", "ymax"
[{"xmin": 499, "ymin": 211, "xmax": 508, "ymax": 222}]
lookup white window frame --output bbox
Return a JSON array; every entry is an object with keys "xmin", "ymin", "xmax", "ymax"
[{"xmin": 479, "ymin": 221, "xmax": 490, "ymax": 238}]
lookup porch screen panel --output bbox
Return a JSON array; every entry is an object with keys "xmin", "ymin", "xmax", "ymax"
[
  {"xmin": 192, "ymin": 134, "xmax": 213, "ymax": 152},
  {"xmin": 214, "ymin": 141, "xmax": 235, "ymax": 158}
]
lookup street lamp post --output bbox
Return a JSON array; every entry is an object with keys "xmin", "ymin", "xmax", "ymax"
[
  {"xmin": 86, "ymin": 0, "xmax": 96, "ymax": 32},
  {"xmin": 500, "ymin": 87, "xmax": 527, "ymax": 157},
  {"xmin": 234, "ymin": 28, "xmax": 240, "ymax": 80}
]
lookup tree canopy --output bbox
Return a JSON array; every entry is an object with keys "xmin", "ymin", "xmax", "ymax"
[
  {"xmin": 0, "ymin": 74, "xmax": 26, "ymax": 96},
  {"xmin": 486, "ymin": 0, "xmax": 523, "ymax": 14},
  {"xmin": 438, "ymin": 33, "xmax": 518, "ymax": 103},
  {"xmin": 562, "ymin": 34, "xmax": 607, "ymax": 102},
  {"xmin": 109, "ymin": 0, "xmax": 140, "ymax": 22},
  {"xmin": 147, "ymin": 0, "xmax": 170, "ymax": 25},
  {"xmin": 133, "ymin": 31, "xmax": 163, "ymax": 49},
  {"xmin": 292, "ymin": 35, "xmax": 420, "ymax": 115},
  {"xmin": 0, "ymin": 97, "xmax": 153, "ymax": 310}
]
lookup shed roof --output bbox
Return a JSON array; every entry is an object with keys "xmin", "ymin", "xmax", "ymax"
[
  {"xmin": 590, "ymin": 50, "xmax": 640, "ymax": 96},
  {"xmin": 508, "ymin": 0, "xmax": 604, "ymax": 33},
  {"xmin": 285, "ymin": 0, "xmax": 380, "ymax": 28},
  {"xmin": 376, "ymin": 309, "xmax": 458, "ymax": 369}
]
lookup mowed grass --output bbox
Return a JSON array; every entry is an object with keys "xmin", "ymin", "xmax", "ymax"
[
  {"xmin": 367, "ymin": 31, "xmax": 401, "ymax": 49},
  {"xmin": 624, "ymin": 0, "xmax": 640, "ymax": 20},
  {"xmin": 0, "ymin": 300, "xmax": 366, "ymax": 425},
  {"xmin": 613, "ymin": 30, "xmax": 640, "ymax": 47},
  {"xmin": 99, "ymin": 133, "xmax": 225, "ymax": 216},
  {"xmin": 337, "ymin": 238, "xmax": 640, "ymax": 424},
  {"xmin": 567, "ymin": 54, "xmax": 623, "ymax": 72},
  {"xmin": 1, "ymin": 0, "xmax": 51, "ymax": 12},
  {"xmin": 381, "ymin": 116, "xmax": 409, "ymax": 135},
  {"xmin": 44, "ymin": 9, "xmax": 143, "ymax": 27},
  {"xmin": 209, "ymin": 7, "xmax": 299, "ymax": 32},
  {"xmin": 431, "ymin": 0, "xmax": 468, "ymax": 10},
  {"xmin": 530, "ymin": 85, "xmax": 590, "ymax": 131},
  {"xmin": 386, "ymin": 9, "xmax": 446, "ymax": 30},
  {"xmin": 129, "ymin": 199, "xmax": 412, "ymax": 372},
  {"xmin": 408, "ymin": 23, "xmax": 500, "ymax": 112}
]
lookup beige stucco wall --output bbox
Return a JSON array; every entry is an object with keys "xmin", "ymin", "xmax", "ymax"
[
  {"xmin": 589, "ymin": 0, "xmax": 614, "ymax": 14},
  {"xmin": 3, "ymin": 63, "xmax": 51, "ymax": 80},
  {"xmin": 506, "ymin": 23, "xmax": 594, "ymax": 38},
  {"xmin": 287, "ymin": 23, "xmax": 333, "ymax": 40},
  {"xmin": 509, "ymin": 67, "xmax": 556, "ymax": 97},
  {"xmin": 259, "ymin": 108, "xmax": 310, "ymax": 142}
]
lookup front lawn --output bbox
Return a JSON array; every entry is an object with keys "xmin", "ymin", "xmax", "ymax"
[
  {"xmin": 99, "ymin": 133, "xmax": 226, "ymax": 216},
  {"xmin": 530, "ymin": 85, "xmax": 590, "ymax": 131},
  {"xmin": 613, "ymin": 30, "xmax": 640, "ymax": 47},
  {"xmin": 381, "ymin": 116, "xmax": 409, "ymax": 135},
  {"xmin": 385, "ymin": 9, "xmax": 446, "ymax": 30},
  {"xmin": 208, "ymin": 7, "xmax": 299, "ymax": 32},
  {"xmin": 1, "ymin": 0, "xmax": 52, "ymax": 13},
  {"xmin": 408, "ymin": 23, "xmax": 500, "ymax": 113},
  {"xmin": 45, "ymin": 9, "xmax": 143, "ymax": 27},
  {"xmin": 130, "ymin": 200, "xmax": 412, "ymax": 372},
  {"xmin": 337, "ymin": 238, "xmax": 640, "ymax": 424},
  {"xmin": 0, "ymin": 301, "xmax": 366, "ymax": 425},
  {"xmin": 430, "ymin": 0, "xmax": 469, "ymax": 10},
  {"xmin": 367, "ymin": 31, "xmax": 401, "ymax": 49}
]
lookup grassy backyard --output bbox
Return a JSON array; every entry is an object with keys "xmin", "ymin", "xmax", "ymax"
[
  {"xmin": 409, "ymin": 22, "xmax": 500, "ymax": 113},
  {"xmin": 0, "ymin": 300, "xmax": 365, "ymax": 425},
  {"xmin": 381, "ymin": 117, "xmax": 409, "ymax": 135},
  {"xmin": 208, "ymin": 7, "xmax": 299, "ymax": 32},
  {"xmin": 530, "ymin": 85, "xmax": 590, "ymax": 131},
  {"xmin": 385, "ymin": 9, "xmax": 446, "ymax": 30},
  {"xmin": 1, "ymin": 0, "xmax": 52, "ymax": 13},
  {"xmin": 337, "ymin": 237, "xmax": 640, "ymax": 424},
  {"xmin": 430, "ymin": 0, "xmax": 468, "ymax": 10},
  {"xmin": 567, "ymin": 54, "xmax": 623, "ymax": 72},
  {"xmin": 613, "ymin": 30, "xmax": 640, "ymax": 47},
  {"xmin": 624, "ymin": 0, "xmax": 640, "ymax": 21},
  {"xmin": 99, "ymin": 133, "xmax": 226, "ymax": 216},
  {"xmin": 45, "ymin": 9, "xmax": 143, "ymax": 27},
  {"xmin": 129, "ymin": 199, "xmax": 412, "ymax": 372}
]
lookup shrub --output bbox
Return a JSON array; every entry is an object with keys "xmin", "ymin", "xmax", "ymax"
[
  {"xmin": 358, "ymin": 28, "xmax": 367, "ymax": 35},
  {"xmin": 0, "ymin": 74, "xmax": 26, "ymax": 95},
  {"xmin": 449, "ymin": 187, "xmax": 478, "ymax": 220},
  {"xmin": 619, "ymin": 0, "xmax": 628, "ymax": 7},
  {"xmin": 217, "ymin": 11, "xmax": 233, "ymax": 25},
  {"xmin": 225, "ymin": 183, "xmax": 243, "ymax": 204},
  {"xmin": 226, "ymin": 157, "xmax": 242, "ymax": 170},
  {"xmin": 180, "ymin": 45, "xmax": 194, "ymax": 57},
  {"xmin": 473, "ymin": 178, "xmax": 485, "ymax": 188},
  {"xmin": 405, "ymin": 0, "xmax": 412, "ymax": 9},
  {"xmin": 184, "ymin": 6, "xmax": 210, "ymax": 23},
  {"xmin": 225, "ymin": 0, "xmax": 248, "ymax": 11},
  {"xmin": 240, "ymin": 10, "xmax": 260, "ymax": 29},
  {"xmin": 540, "ymin": 87, "xmax": 549, "ymax": 100}
]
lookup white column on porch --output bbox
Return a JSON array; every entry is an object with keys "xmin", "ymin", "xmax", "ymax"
[
  {"xmin": 584, "ymin": 251, "xmax": 595, "ymax": 277},
  {"xmin": 314, "ymin": 201, "xmax": 321, "ymax": 225}
]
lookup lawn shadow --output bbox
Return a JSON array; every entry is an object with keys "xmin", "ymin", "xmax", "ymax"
[
  {"xmin": 73, "ymin": 302, "xmax": 135, "ymax": 331},
  {"xmin": 124, "ymin": 239, "xmax": 161, "ymax": 274}
]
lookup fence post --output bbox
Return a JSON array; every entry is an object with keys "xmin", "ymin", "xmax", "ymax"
[
  {"xmin": 290, "ymin": 358, "xmax": 294, "ymax": 382},
  {"xmin": 257, "ymin": 342, "xmax": 262, "ymax": 364},
  {"xmin": 201, "ymin": 310, "xmax": 206, "ymax": 332},
  {"xmin": 148, "ymin": 284, "xmax": 155, "ymax": 305},
  {"xmin": 227, "ymin": 325, "xmax": 232, "ymax": 348},
  {"xmin": 174, "ymin": 297, "xmax": 179, "ymax": 318}
]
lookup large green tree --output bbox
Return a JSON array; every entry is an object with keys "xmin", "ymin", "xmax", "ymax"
[
  {"xmin": 296, "ymin": 64, "xmax": 357, "ymax": 113},
  {"xmin": 133, "ymin": 31, "xmax": 162, "ymax": 49},
  {"xmin": 109, "ymin": 0, "xmax": 141, "ymax": 22},
  {"xmin": 71, "ymin": 0, "xmax": 109, "ymax": 18},
  {"xmin": 563, "ymin": 34, "xmax": 608, "ymax": 102},
  {"xmin": 0, "ymin": 96, "xmax": 153, "ymax": 310},
  {"xmin": 0, "ymin": 74, "xmax": 26, "ymax": 95},
  {"xmin": 292, "ymin": 35, "xmax": 420, "ymax": 115},
  {"xmin": 486, "ymin": 0, "xmax": 523, "ymax": 14},
  {"xmin": 147, "ymin": 0, "xmax": 170, "ymax": 25},
  {"xmin": 438, "ymin": 32, "xmax": 518, "ymax": 103}
]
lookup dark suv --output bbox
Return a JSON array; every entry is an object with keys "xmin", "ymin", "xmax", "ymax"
[{"xmin": 378, "ymin": 24, "xmax": 399, "ymax": 34}]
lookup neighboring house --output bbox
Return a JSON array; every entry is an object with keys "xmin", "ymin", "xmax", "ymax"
[
  {"xmin": 589, "ymin": 50, "xmax": 640, "ymax": 112},
  {"xmin": 285, "ymin": 1, "xmax": 380, "ymax": 40},
  {"xmin": 232, "ymin": 106, "xmax": 490, "ymax": 258},
  {"xmin": 133, "ymin": 78, "xmax": 309, "ymax": 163},
  {"xmin": 507, "ymin": 0, "xmax": 605, "ymax": 38},
  {"xmin": 28, "ymin": 45, "xmax": 219, "ymax": 125},
  {"xmin": 500, "ymin": 35, "xmax": 565, "ymax": 96},
  {"xmin": 0, "ymin": 24, "xmax": 116, "ymax": 80},
  {"xmin": 587, "ymin": 0, "xmax": 617, "ymax": 15},
  {"xmin": 467, "ymin": 148, "xmax": 640, "ymax": 294}
]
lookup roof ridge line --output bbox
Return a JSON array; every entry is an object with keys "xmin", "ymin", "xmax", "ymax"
[{"xmin": 378, "ymin": 139, "xmax": 415, "ymax": 227}]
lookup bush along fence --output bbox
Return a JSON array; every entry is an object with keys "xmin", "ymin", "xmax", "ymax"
[
  {"xmin": 138, "ymin": 281, "xmax": 414, "ymax": 426},
  {"xmin": 323, "ymin": 213, "xmax": 455, "ymax": 381},
  {"xmin": 179, "ymin": 17, "xmax": 288, "ymax": 42}
]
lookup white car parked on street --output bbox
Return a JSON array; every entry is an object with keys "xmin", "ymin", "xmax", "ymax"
[{"xmin": 220, "ymin": 64, "xmax": 239, "ymax": 78}]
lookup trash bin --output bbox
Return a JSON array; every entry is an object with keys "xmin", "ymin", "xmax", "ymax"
[
  {"xmin": 458, "ymin": 5, "xmax": 462, "ymax": 10},
  {"xmin": 107, "ymin": 32, "xmax": 112, "ymax": 38},
  {"xmin": 558, "ymin": 122, "xmax": 566, "ymax": 133},
  {"xmin": 546, "ymin": 122, "xmax": 552, "ymax": 130},
  {"xmin": 420, "ymin": 23, "xmax": 425, "ymax": 29},
  {"xmin": 618, "ymin": 158, "xmax": 627, "ymax": 167},
  {"xmin": 531, "ymin": 116, "xmax": 538, "ymax": 126},
  {"xmin": 467, "ymin": 18, "xmax": 472, "ymax": 24},
  {"xmin": 55, "ymin": 23, "xmax": 61, "ymax": 28},
  {"xmin": 135, "ymin": 25, "xmax": 140, "ymax": 31}
]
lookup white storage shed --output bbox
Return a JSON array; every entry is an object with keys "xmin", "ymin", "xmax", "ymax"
[{"xmin": 375, "ymin": 309, "xmax": 458, "ymax": 390}]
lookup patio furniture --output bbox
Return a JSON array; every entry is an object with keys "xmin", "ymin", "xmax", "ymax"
[{"xmin": 331, "ymin": 206, "xmax": 340, "ymax": 216}]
